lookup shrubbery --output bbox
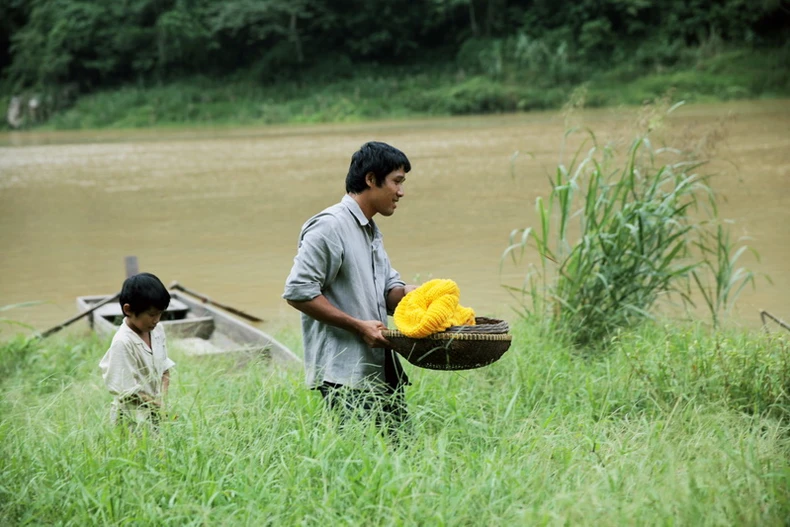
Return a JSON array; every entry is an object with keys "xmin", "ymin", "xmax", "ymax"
[
  {"xmin": 503, "ymin": 97, "xmax": 760, "ymax": 349},
  {"xmin": 2, "ymin": 0, "xmax": 789, "ymax": 128}
]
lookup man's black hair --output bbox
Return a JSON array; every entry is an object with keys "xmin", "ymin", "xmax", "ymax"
[
  {"xmin": 345, "ymin": 141, "xmax": 411, "ymax": 194},
  {"xmin": 119, "ymin": 272, "xmax": 170, "ymax": 315}
]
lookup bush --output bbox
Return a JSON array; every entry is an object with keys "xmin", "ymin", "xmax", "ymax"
[
  {"xmin": 502, "ymin": 100, "xmax": 757, "ymax": 349},
  {"xmin": 456, "ymin": 38, "xmax": 501, "ymax": 77},
  {"xmin": 620, "ymin": 324, "xmax": 790, "ymax": 420}
]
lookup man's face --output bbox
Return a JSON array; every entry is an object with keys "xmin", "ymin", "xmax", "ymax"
[{"xmin": 368, "ymin": 167, "xmax": 406, "ymax": 217}]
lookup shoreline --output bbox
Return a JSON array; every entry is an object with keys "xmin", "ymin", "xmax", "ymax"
[{"xmin": 4, "ymin": 46, "xmax": 788, "ymax": 133}]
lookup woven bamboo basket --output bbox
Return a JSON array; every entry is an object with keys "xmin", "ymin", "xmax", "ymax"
[{"xmin": 383, "ymin": 317, "xmax": 512, "ymax": 371}]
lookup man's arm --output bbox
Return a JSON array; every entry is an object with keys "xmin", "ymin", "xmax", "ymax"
[
  {"xmin": 287, "ymin": 295, "xmax": 391, "ymax": 348},
  {"xmin": 386, "ymin": 285, "xmax": 417, "ymax": 314}
]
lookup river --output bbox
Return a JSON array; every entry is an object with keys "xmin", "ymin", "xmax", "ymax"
[{"xmin": 1, "ymin": 99, "xmax": 788, "ymax": 337}]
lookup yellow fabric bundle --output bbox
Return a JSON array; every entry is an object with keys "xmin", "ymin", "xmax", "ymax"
[{"xmin": 393, "ymin": 279, "xmax": 476, "ymax": 338}]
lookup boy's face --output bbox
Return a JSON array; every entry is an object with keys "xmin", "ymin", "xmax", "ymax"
[{"xmin": 123, "ymin": 304, "xmax": 164, "ymax": 335}]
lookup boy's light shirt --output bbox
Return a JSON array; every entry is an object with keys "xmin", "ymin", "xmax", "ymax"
[{"xmin": 99, "ymin": 319, "xmax": 175, "ymax": 424}]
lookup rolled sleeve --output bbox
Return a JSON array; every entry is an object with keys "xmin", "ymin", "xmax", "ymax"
[
  {"xmin": 385, "ymin": 257, "xmax": 405, "ymax": 295},
  {"xmin": 163, "ymin": 357, "xmax": 176, "ymax": 372},
  {"xmin": 284, "ymin": 216, "xmax": 344, "ymax": 302}
]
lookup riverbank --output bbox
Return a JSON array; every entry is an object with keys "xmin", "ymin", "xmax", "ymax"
[
  {"xmin": 1, "ymin": 318, "xmax": 788, "ymax": 524},
  {"xmin": 6, "ymin": 47, "xmax": 789, "ymax": 131}
]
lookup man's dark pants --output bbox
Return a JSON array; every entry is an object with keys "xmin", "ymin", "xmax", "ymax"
[{"xmin": 316, "ymin": 348, "xmax": 409, "ymax": 433}]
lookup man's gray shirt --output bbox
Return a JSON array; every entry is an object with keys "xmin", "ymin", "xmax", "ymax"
[{"xmin": 283, "ymin": 194, "xmax": 405, "ymax": 390}]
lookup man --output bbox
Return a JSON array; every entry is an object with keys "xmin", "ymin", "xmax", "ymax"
[{"xmin": 283, "ymin": 141, "xmax": 417, "ymax": 429}]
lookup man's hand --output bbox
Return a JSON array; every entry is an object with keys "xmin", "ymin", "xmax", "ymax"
[{"xmin": 357, "ymin": 320, "xmax": 390, "ymax": 348}]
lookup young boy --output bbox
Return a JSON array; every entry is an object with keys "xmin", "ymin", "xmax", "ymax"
[{"xmin": 99, "ymin": 272, "xmax": 175, "ymax": 427}]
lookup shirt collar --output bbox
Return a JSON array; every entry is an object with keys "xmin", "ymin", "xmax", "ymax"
[
  {"xmin": 341, "ymin": 194, "xmax": 371, "ymax": 227},
  {"xmin": 121, "ymin": 317, "xmax": 152, "ymax": 350}
]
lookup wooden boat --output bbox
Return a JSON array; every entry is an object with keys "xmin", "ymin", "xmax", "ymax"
[{"xmin": 76, "ymin": 290, "xmax": 301, "ymax": 366}]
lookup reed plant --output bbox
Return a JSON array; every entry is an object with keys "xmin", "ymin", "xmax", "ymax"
[
  {"xmin": 504, "ymin": 128, "xmax": 704, "ymax": 347},
  {"xmin": 692, "ymin": 223, "xmax": 760, "ymax": 329},
  {"xmin": 503, "ymin": 102, "xmax": 758, "ymax": 348}
]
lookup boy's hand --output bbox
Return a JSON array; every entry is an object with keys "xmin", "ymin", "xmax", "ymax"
[{"xmin": 139, "ymin": 398, "xmax": 162, "ymax": 412}]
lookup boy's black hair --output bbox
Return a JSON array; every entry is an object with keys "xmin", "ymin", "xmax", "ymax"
[
  {"xmin": 119, "ymin": 272, "xmax": 170, "ymax": 315},
  {"xmin": 345, "ymin": 141, "xmax": 411, "ymax": 194}
]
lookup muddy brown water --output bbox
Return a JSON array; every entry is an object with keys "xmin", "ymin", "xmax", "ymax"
[{"xmin": 1, "ymin": 100, "xmax": 788, "ymax": 339}]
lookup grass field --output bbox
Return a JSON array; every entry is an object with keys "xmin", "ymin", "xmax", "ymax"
[{"xmin": 1, "ymin": 320, "xmax": 788, "ymax": 525}]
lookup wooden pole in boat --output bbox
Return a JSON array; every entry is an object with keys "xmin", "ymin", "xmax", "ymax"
[
  {"xmin": 168, "ymin": 281, "xmax": 264, "ymax": 323},
  {"xmin": 125, "ymin": 255, "xmax": 139, "ymax": 278},
  {"xmin": 36, "ymin": 293, "xmax": 120, "ymax": 339},
  {"xmin": 760, "ymin": 309, "xmax": 790, "ymax": 334},
  {"xmin": 37, "ymin": 256, "xmax": 134, "ymax": 339},
  {"xmin": 37, "ymin": 256, "xmax": 138, "ymax": 339}
]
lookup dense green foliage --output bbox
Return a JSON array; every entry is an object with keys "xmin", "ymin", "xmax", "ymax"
[
  {"xmin": 2, "ymin": 0, "xmax": 789, "ymax": 128},
  {"xmin": 3, "ymin": 0, "xmax": 787, "ymax": 89},
  {"xmin": 1, "ymin": 321, "xmax": 788, "ymax": 524},
  {"xmin": 35, "ymin": 46, "xmax": 789, "ymax": 130}
]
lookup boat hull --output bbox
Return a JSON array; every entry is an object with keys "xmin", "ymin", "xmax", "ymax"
[{"xmin": 76, "ymin": 292, "xmax": 300, "ymax": 366}]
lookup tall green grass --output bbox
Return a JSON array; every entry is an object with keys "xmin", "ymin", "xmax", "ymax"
[
  {"xmin": 1, "ymin": 322, "xmax": 788, "ymax": 525},
  {"xmin": 692, "ymin": 223, "xmax": 760, "ymax": 329},
  {"xmin": 503, "ymin": 100, "xmax": 758, "ymax": 348},
  {"xmin": 0, "ymin": 301, "xmax": 44, "ymax": 382}
]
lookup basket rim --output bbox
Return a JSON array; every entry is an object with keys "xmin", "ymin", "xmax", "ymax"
[
  {"xmin": 385, "ymin": 316, "xmax": 510, "ymax": 340},
  {"xmin": 444, "ymin": 316, "xmax": 509, "ymax": 334},
  {"xmin": 382, "ymin": 330, "xmax": 512, "ymax": 341}
]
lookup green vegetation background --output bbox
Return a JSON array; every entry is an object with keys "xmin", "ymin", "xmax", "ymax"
[
  {"xmin": 1, "ymin": 0, "xmax": 789, "ymax": 129},
  {"xmin": 2, "ymin": 322, "xmax": 789, "ymax": 525}
]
